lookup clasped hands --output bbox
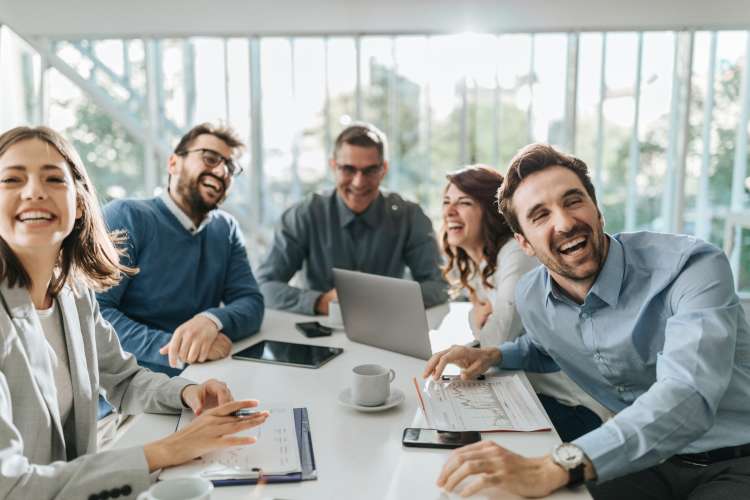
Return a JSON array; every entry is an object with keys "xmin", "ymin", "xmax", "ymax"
[
  {"xmin": 159, "ymin": 314, "xmax": 232, "ymax": 368},
  {"xmin": 423, "ymin": 345, "xmax": 569, "ymax": 498}
]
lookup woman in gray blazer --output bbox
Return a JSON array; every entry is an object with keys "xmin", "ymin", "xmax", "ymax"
[{"xmin": 0, "ymin": 126, "xmax": 269, "ymax": 499}]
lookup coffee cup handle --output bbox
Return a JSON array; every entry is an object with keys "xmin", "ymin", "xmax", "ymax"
[{"xmin": 388, "ymin": 369, "xmax": 395, "ymax": 382}]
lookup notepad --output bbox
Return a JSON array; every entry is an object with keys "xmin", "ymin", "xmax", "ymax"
[
  {"xmin": 414, "ymin": 374, "xmax": 552, "ymax": 432},
  {"xmin": 159, "ymin": 407, "xmax": 302, "ymax": 481}
]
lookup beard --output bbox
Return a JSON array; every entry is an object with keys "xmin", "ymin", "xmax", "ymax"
[
  {"xmin": 175, "ymin": 173, "xmax": 225, "ymax": 220},
  {"xmin": 534, "ymin": 221, "xmax": 607, "ymax": 283}
]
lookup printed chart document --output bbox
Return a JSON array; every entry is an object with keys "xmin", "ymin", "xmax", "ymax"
[
  {"xmin": 159, "ymin": 407, "xmax": 301, "ymax": 480},
  {"xmin": 414, "ymin": 374, "xmax": 551, "ymax": 432}
]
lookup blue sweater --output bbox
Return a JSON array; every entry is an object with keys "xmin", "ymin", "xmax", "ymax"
[{"xmin": 96, "ymin": 197, "xmax": 264, "ymax": 377}]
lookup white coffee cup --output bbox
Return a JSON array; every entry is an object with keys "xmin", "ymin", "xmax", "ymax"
[
  {"xmin": 136, "ymin": 478, "xmax": 213, "ymax": 500},
  {"xmin": 352, "ymin": 364, "xmax": 396, "ymax": 407},
  {"xmin": 328, "ymin": 299, "xmax": 343, "ymax": 327}
]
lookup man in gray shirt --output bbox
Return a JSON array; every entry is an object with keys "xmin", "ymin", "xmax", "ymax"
[{"xmin": 257, "ymin": 123, "xmax": 448, "ymax": 315}]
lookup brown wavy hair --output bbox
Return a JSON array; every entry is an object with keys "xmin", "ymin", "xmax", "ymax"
[
  {"xmin": 0, "ymin": 126, "xmax": 137, "ymax": 295},
  {"xmin": 441, "ymin": 165, "xmax": 513, "ymax": 297}
]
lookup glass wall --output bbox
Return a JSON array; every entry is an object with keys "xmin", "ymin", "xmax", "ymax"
[{"xmin": 1, "ymin": 24, "xmax": 749, "ymax": 290}]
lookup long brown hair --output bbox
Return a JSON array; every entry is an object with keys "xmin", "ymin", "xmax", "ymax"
[
  {"xmin": 0, "ymin": 126, "xmax": 137, "ymax": 294},
  {"xmin": 441, "ymin": 165, "xmax": 513, "ymax": 297}
]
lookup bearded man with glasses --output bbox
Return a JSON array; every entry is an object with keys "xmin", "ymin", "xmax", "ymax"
[
  {"xmin": 257, "ymin": 122, "xmax": 447, "ymax": 315},
  {"xmin": 95, "ymin": 123, "xmax": 264, "ymax": 437}
]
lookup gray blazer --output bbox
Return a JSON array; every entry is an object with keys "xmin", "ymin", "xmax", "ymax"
[{"xmin": 0, "ymin": 281, "xmax": 193, "ymax": 499}]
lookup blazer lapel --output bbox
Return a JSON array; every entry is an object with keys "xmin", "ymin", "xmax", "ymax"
[
  {"xmin": 57, "ymin": 286, "xmax": 92, "ymax": 457},
  {"xmin": 0, "ymin": 283, "xmax": 66, "ymax": 454}
]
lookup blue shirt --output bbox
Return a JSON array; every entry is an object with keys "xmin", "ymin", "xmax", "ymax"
[
  {"xmin": 96, "ymin": 196, "xmax": 265, "ymax": 376},
  {"xmin": 500, "ymin": 232, "xmax": 750, "ymax": 482}
]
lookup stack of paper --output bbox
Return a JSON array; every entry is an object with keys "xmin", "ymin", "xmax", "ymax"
[
  {"xmin": 413, "ymin": 374, "xmax": 551, "ymax": 432},
  {"xmin": 159, "ymin": 407, "xmax": 301, "ymax": 481}
]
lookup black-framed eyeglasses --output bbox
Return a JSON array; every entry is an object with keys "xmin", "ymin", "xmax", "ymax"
[
  {"xmin": 335, "ymin": 163, "xmax": 384, "ymax": 178},
  {"xmin": 179, "ymin": 148, "xmax": 243, "ymax": 177}
]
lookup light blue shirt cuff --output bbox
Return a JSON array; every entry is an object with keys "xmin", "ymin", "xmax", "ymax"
[
  {"xmin": 198, "ymin": 311, "xmax": 223, "ymax": 331},
  {"xmin": 573, "ymin": 423, "xmax": 628, "ymax": 483},
  {"xmin": 498, "ymin": 340, "xmax": 526, "ymax": 370}
]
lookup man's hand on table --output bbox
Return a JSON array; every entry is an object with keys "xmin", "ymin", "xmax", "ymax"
[
  {"xmin": 206, "ymin": 333, "xmax": 232, "ymax": 361},
  {"xmin": 159, "ymin": 315, "xmax": 221, "ymax": 367},
  {"xmin": 422, "ymin": 345, "xmax": 502, "ymax": 380},
  {"xmin": 315, "ymin": 288, "xmax": 338, "ymax": 315},
  {"xmin": 437, "ymin": 441, "xmax": 569, "ymax": 497}
]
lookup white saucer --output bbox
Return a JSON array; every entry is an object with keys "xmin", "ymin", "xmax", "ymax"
[{"xmin": 337, "ymin": 388, "xmax": 405, "ymax": 412}]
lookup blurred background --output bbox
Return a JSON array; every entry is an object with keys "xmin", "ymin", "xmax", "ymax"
[{"xmin": 1, "ymin": 0, "xmax": 749, "ymax": 297}]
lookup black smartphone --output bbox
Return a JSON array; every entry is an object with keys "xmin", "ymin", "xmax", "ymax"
[
  {"xmin": 295, "ymin": 321, "xmax": 333, "ymax": 338},
  {"xmin": 402, "ymin": 428, "xmax": 481, "ymax": 449}
]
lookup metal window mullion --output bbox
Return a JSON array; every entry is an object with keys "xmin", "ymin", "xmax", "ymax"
[
  {"xmin": 355, "ymin": 36, "xmax": 362, "ymax": 119},
  {"xmin": 323, "ymin": 36, "xmax": 332, "ymax": 163},
  {"xmin": 223, "ymin": 38, "xmax": 230, "ymax": 122},
  {"xmin": 122, "ymin": 40, "xmax": 131, "ymax": 87},
  {"xmin": 425, "ymin": 36, "xmax": 433, "ymax": 180},
  {"xmin": 459, "ymin": 75, "xmax": 468, "ymax": 166},
  {"xmin": 388, "ymin": 36, "xmax": 400, "ymax": 191},
  {"xmin": 696, "ymin": 32, "xmax": 718, "ymax": 241},
  {"xmin": 626, "ymin": 33, "xmax": 644, "ymax": 231},
  {"xmin": 492, "ymin": 35, "xmax": 501, "ymax": 167},
  {"xmin": 527, "ymin": 35, "xmax": 535, "ymax": 143},
  {"xmin": 290, "ymin": 37, "xmax": 301, "ymax": 199},
  {"xmin": 662, "ymin": 36, "xmax": 682, "ymax": 233},
  {"xmin": 144, "ymin": 38, "xmax": 161, "ymax": 196},
  {"xmin": 674, "ymin": 32, "xmax": 694, "ymax": 234},
  {"xmin": 183, "ymin": 40, "xmax": 196, "ymax": 127},
  {"xmin": 594, "ymin": 33, "xmax": 607, "ymax": 197},
  {"xmin": 729, "ymin": 32, "xmax": 750, "ymax": 286},
  {"xmin": 564, "ymin": 32, "xmax": 579, "ymax": 153},
  {"xmin": 248, "ymin": 37, "xmax": 264, "ymax": 227}
]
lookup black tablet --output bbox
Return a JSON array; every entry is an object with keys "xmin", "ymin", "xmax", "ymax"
[{"xmin": 232, "ymin": 340, "xmax": 343, "ymax": 369}]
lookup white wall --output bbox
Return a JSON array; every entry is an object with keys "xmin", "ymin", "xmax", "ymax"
[{"xmin": 2, "ymin": 0, "xmax": 750, "ymax": 39}]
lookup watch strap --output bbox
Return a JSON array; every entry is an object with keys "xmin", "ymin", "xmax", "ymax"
[{"xmin": 567, "ymin": 463, "xmax": 585, "ymax": 488}]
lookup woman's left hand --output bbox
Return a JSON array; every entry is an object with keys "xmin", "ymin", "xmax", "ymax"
[{"xmin": 181, "ymin": 379, "xmax": 234, "ymax": 415}]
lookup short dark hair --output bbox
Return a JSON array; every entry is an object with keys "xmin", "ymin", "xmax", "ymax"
[
  {"xmin": 332, "ymin": 122, "xmax": 388, "ymax": 163},
  {"xmin": 497, "ymin": 143, "xmax": 598, "ymax": 235},
  {"xmin": 173, "ymin": 122, "xmax": 245, "ymax": 157}
]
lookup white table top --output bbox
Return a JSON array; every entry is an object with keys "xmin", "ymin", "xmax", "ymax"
[{"xmin": 115, "ymin": 304, "xmax": 590, "ymax": 499}]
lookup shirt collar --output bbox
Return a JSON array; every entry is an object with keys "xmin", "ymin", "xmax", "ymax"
[
  {"xmin": 160, "ymin": 190, "xmax": 211, "ymax": 234},
  {"xmin": 335, "ymin": 190, "xmax": 384, "ymax": 229},
  {"xmin": 543, "ymin": 234, "xmax": 623, "ymax": 308}
]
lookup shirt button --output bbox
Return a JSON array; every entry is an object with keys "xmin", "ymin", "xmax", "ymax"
[
  {"xmin": 595, "ymin": 353, "xmax": 603, "ymax": 361},
  {"xmin": 617, "ymin": 385, "xmax": 625, "ymax": 393},
  {"xmin": 580, "ymin": 312, "xmax": 589, "ymax": 319}
]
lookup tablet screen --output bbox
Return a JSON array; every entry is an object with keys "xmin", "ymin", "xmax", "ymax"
[{"xmin": 232, "ymin": 340, "xmax": 343, "ymax": 369}]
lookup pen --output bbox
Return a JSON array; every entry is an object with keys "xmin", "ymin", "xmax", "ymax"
[
  {"xmin": 232, "ymin": 408, "xmax": 264, "ymax": 417},
  {"xmin": 441, "ymin": 374, "xmax": 486, "ymax": 381}
]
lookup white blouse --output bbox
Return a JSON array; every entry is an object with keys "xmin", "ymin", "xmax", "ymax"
[{"xmin": 36, "ymin": 302, "xmax": 74, "ymax": 426}]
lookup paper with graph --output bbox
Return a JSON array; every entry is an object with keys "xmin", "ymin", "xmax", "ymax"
[
  {"xmin": 159, "ymin": 407, "xmax": 301, "ymax": 480},
  {"xmin": 414, "ymin": 374, "xmax": 551, "ymax": 432}
]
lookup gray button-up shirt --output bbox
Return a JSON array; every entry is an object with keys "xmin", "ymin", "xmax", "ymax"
[{"xmin": 257, "ymin": 189, "xmax": 448, "ymax": 314}]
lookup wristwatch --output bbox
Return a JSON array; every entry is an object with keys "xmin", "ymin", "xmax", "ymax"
[{"xmin": 551, "ymin": 443, "xmax": 585, "ymax": 488}]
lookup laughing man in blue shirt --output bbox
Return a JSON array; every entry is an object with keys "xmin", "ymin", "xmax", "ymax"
[{"xmin": 424, "ymin": 144, "xmax": 750, "ymax": 499}]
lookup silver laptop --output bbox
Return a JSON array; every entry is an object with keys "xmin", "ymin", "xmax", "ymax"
[{"xmin": 333, "ymin": 268, "xmax": 432, "ymax": 360}]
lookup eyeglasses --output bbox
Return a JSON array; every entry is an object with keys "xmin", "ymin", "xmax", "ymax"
[
  {"xmin": 335, "ymin": 163, "xmax": 384, "ymax": 178},
  {"xmin": 179, "ymin": 148, "xmax": 243, "ymax": 177}
]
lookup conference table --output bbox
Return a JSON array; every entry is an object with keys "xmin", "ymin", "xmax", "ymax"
[{"xmin": 115, "ymin": 303, "xmax": 591, "ymax": 499}]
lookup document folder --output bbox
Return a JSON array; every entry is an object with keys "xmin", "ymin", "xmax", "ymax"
[{"xmin": 212, "ymin": 407, "xmax": 317, "ymax": 487}]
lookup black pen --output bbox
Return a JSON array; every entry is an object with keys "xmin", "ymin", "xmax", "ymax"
[
  {"xmin": 441, "ymin": 374, "xmax": 486, "ymax": 381},
  {"xmin": 232, "ymin": 408, "xmax": 264, "ymax": 417}
]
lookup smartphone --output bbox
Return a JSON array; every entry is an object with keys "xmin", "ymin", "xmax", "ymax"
[
  {"xmin": 402, "ymin": 428, "xmax": 481, "ymax": 449},
  {"xmin": 295, "ymin": 321, "xmax": 333, "ymax": 338}
]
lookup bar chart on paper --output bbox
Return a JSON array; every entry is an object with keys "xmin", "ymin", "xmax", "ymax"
[{"xmin": 414, "ymin": 374, "xmax": 551, "ymax": 432}]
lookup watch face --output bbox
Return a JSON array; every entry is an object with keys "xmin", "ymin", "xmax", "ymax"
[{"xmin": 555, "ymin": 443, "xmax": 584, "ymax": 468}]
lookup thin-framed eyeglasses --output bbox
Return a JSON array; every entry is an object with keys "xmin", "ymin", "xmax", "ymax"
[
  {"xmin": 179, "ymin": 148, "xmax": 243, "ymax": 177},
  {"xmin": 335, "ymin": 163, "xmax": 384, "ymax": 178}
]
